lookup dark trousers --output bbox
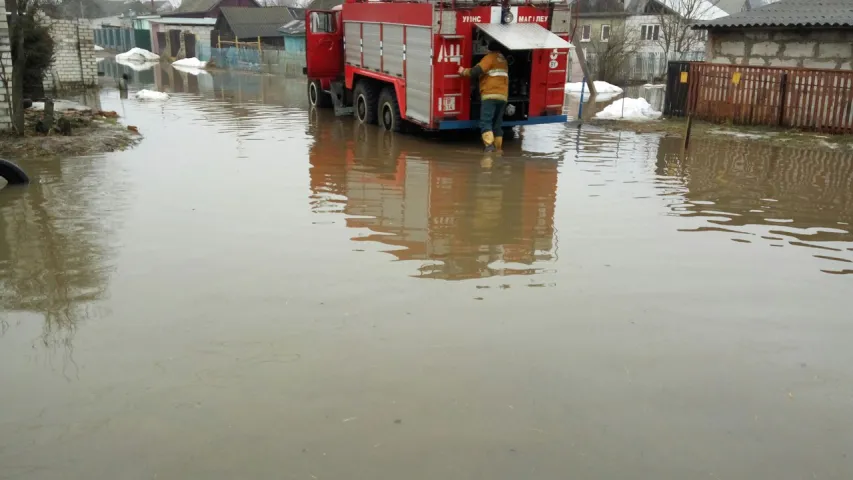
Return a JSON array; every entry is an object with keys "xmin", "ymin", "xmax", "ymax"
[{"xmin": 480, "ymin": 99, "xmax": 507, "ymax": 137}]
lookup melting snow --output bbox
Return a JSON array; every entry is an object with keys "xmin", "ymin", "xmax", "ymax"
[{"xmin": 594, "ymin": 98, "xmax": 662, "ymax": 121}]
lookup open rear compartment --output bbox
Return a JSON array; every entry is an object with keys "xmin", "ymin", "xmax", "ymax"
[{"xmin": 468, "ymin": 27, "xmax": 533, "ymax": 124}]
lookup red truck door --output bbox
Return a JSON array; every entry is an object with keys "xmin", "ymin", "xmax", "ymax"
[{"xmin": 306, "ymin": 10, "xmax": 342, "ymax": 80}]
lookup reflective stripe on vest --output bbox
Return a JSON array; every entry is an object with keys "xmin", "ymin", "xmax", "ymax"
[{"xmin": 487, "ymin": 70, "xmax": 508, "ymax": 77}]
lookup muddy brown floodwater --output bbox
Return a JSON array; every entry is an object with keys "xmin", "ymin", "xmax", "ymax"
[{"xmin": 1, "ymin": 61, "xmax": 852, "ymax": 480}]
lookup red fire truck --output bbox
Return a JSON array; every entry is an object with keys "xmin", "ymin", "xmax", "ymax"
[{"xmin": 304, "ymin": 0, "xmax": 573, "ymax": 132}]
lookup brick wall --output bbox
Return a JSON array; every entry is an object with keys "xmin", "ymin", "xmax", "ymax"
[
  {"xmin": 0, "ymin": 5, "xmax": 12, "ymax": 131},
  {"xmin": 42, "ymin": 18, "xmax": 98, "ymax": 91},
  {"xmin": 708, "ymin": 29, "xmax": 853, "ymax": 70}
]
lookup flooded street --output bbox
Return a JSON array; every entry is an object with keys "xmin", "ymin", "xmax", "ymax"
[{"xmin": 1, "ymin": 62, "xmax": 852, "ymax": 479}]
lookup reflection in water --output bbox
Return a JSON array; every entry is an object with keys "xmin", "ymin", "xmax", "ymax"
[
  {"xmin": 308, "ymin": 112, "xmax": 557, "ymax": 280},
  {"xmin": 0, "ymin": 157, "xmax": 124, "ymax": 346},
  {"xmin": 656, "ymin": 137, "xmax": 853, "ymax": 274}
]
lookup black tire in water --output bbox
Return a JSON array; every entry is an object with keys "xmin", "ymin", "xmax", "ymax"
[
  {"xmin": 353, "ymin": 80, "xmax": 378, "ymax": 125},
  {"xmin": 378, "ymin": 87, "xmax": 403, "ymax": 132},
  {"xmin": 308, "ymin": 80, "xmax": 332, "ymax": 108},
  {"xmin": 0, "ymin": 158, "xmax": 29, "ymax": 185}
]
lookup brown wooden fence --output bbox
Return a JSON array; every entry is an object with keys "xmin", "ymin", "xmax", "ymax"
[{"xmin": 687, "ymin": 63, "xmax": 853, "ymax": 134}]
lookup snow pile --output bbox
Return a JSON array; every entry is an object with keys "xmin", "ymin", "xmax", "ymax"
[
  {"xmin": 115, "ymin": 47, "xmax": 160, "ymax": 63},
  {"xmin": 565, "ymin": 81, "xmax": 623, "ymax": 95},
  {"xmin": 172, "ymin": 64, "xmax": 209, "ymax": 76},
  {"xmin": 594, "ymin": 98, "xmax": 662, "ymax": 121},
  {"xmin": 94, "ymin": 45, "xmax": 105, "ymax": 51},
  {"xmin": 172, "ymin": 57, "xmax": 207, "ymax": 68},
  {"xmin": 116, "ymin": 58, "xmax": 156, "ymax": 71},
  {"xmin": 135, "ymin": 89, "xmax": 170, "ymax": 101}
]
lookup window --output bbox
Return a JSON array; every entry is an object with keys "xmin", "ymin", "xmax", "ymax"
[
  {"xmin": 580, "ymin": 24, "xmax": 591, "ymax": 42},
  {"xmin": 640, "ymin": 24, "xmax": 660, "ymax": 41},
  {"xmin": 310, "ymin": 12, "xmax": 336, "ymax": 34},
  {"xmin": 600, "ymin": 24, "xmax": 611, "ymax": 42}
]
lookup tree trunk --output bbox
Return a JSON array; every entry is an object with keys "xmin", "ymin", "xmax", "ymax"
[{"xmin": 9, "ymin": 6, "xmax": 26, "ymax": 134}]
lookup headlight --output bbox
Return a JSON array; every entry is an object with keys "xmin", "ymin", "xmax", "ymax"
[{"xmin": 505, "ymin": 104, "xmax": 516, "ymax": 116}]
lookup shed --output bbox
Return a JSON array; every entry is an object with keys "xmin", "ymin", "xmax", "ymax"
[
  {"xmin": 274, "ymin": 0, "xmax": 342, "ymax": 53},
  {"xmin": 149, "ymin": 17, "xmax": 217, "ymax": 60},
  {"xmin": 213, "ymin": 6, "xmax": 303, "ymax": 47},
  {"xmin": 694, "ymin": 0, "xmax": 853, "ymax": 70},
  {"xmin": 279, "ymin": 19, "xmax": 306, "ymax": 53}
]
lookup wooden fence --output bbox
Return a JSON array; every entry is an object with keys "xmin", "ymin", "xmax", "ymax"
[{"xmin": 687, "ymin": 63, "xmax": 853, "ymax": 134}]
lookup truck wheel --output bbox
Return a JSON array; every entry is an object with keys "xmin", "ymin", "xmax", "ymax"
[
  {"xmin": 378, "ymin": 87, "xmax": 402, "ymax": 132},
  {"xmin": 353, "ymin": 81, "xmax": 378, "ymax": 125},
  {"xmin": 308, "ymin": 80, "xmax": 331, "ymax": 108}
]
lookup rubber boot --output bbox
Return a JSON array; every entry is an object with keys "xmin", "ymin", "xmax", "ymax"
[
  {"xmin": 494, "ymin": 136, "xmax": 503, "ymax": 151},
  {"xmin": 482, "ymin": 131, "xmax": 496, "ymax": 152}
]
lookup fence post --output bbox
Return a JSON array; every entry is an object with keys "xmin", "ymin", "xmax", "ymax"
[{"xmin": 778, "ymin": 72, "xmax": 788, "ymax": 127}]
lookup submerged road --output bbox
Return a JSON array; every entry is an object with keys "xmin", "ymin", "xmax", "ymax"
[{"xmin": 1, "ymin": 61, "xmax": 852, "ymax": 479}]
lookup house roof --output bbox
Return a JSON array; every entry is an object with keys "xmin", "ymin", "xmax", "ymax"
[
  {"xmin": 625, "ymin": 0, "xmax": 727, "ymax": 19},
  {"xmin": 278, "ymin": 18, "xmax": 305, "ymax": 35},
  {"xmin": 219, "ymin": 6, "xmax": 303, "ymax": 38},
  {"xmin": 172, "ymin": 0, "xmax": 221, "ymax": 14},
  {"xmin": 149, "ymin": 16, "xmax": 217, "ymax": 25},
  {"xmin": 695, "ymin": 0, "xmax": 853, "ymax": 28},
  {"xmin": 656, "ymin": 0, "xmax": 728, "ymax": 20},
  {"xmin": 306, "ymin": 0, "xmax": 342, "ymax": 10},
  {"xmin": 712, "ymin": 0, "xmax": 746, "ymax": 14}
]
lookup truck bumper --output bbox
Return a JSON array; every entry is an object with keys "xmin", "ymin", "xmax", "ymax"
[{"xmin": 436, "ymin": 115, "xmax": 568, "ymax": 131}]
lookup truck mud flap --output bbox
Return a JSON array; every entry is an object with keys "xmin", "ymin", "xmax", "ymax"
[{"xmin": 330, "ymin": 81, "xmax": 353, "ymax": 117}]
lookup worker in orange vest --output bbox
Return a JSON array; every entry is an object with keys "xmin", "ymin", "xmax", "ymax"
[{"xmin": 458, "ymin": 39, "xmax": 509, "ymax": 153}]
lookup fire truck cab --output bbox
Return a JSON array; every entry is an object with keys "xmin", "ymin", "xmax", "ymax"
[{"xmin": 305, "ymin": 0, "xmax": 573, "ymax": 132}]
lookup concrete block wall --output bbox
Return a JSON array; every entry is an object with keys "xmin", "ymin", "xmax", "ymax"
[
  {"xmin": 43, "ymin": 18, "xmax": 98, "ymax": 91},
  {"xmin": 708, "ymin": 29, "xmax": 853, "ymax": 70},
  {"xmin": 0, "ymin": 6, "xmax": 12, "ymax": 131}
]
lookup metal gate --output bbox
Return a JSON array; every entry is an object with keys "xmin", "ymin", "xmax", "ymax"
[
  {"xmin": 169, "ymin": 30, "xmax": 181, "ymax": 57},
  {"xmin": 184, "ymin": 33, "xmax": 196, "ymax": 58},
  {"xmin": 156, "ymin": 32, "xmax": 167, "ymax": 54},
  {"xmin": 134, "ymin": 29, "xmax": 152, "ymax": 51},
  {"xmin": 663, "ymin": 61, "xmax": 691, "ymax": 117}
]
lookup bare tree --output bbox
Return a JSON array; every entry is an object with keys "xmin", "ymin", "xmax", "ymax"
[
  {"xmin": 653, "ymin": 0, "xmax": 715, "ymax": 61},
  {"xmin": 585, "ymin": 25, "xmax": 641, "ymax": 85}
]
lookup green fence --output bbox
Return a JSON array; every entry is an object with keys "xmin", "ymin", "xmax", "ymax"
[{"xmin": 94, "ymin": 27, "xmax": 151, "ymax": 53}]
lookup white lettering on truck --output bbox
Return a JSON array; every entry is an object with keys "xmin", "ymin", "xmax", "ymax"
[
  {"xmin": 518, "ymin": 15, "xmax": 548, "ymax": 22},
  {"xmin": 461, "ymin": 16, "xmax": 481, "ymax": 22}
]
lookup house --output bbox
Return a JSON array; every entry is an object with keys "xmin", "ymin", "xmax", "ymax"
[
  {"xmin": 162, "ymin": 0, "xmax": 260, "ymax": 19},
  {"xmin": 572, "ymin": 0, "xmax": 725, "ymax": 82},
  {"xmin": 279, "ymin": 18, "xmax": 306, "ymax": 52},
  {"xmin": 213, "ymin": 6, "xmax": 303, "ymax": 47},
  {"xmin": 694, "ymin": 0, "xmax": 853, "ymax": 70},
  {"xmin": 149, "ymin": 16, "xmax": 217, "ymax": 60}
]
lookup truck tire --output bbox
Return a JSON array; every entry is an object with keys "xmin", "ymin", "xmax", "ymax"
[
  {"xmin": 308, "ymin": 80, "xmax": 331, "ymax": 108},
  {"xmin": 378, "ymin": 87, "xmax": 403, "ymax": 132},
  {"xmin": 0, "ymin": 158, "xmax": 30, "ymax": 185},
  {"xmin": 353, "ymin": 80, "xmax": 378, "ymax": 125}
]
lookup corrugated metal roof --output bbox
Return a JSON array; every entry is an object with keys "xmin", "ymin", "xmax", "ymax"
[
  {"xmin": 278, "ymin": 19, "xmax": 305, "ymax": 35},
  {"xmin": 696, "ymin": 0, "xmax": 853, "ymax": 28},
  {"xmin": 305, "ymin": 0, "xmax": 342, "ymax": 10},
  {"xmin": 149, "ymin": 16, "xmax": 218, "ymax": 25},
  {"xmin": 171, "ymin": 0, "xmax": 220, "ymax": 15},
  {"xmin": 220, "ymin": 6, "xmax": 302, "ymax": 38},
  {"xmin": 476, "ymin": 23, "xmax": 572, "ymax": 50}
]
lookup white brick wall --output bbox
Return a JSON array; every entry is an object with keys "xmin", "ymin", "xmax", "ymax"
[
  {"xmin": 42, "ymin": 18, "xmax": 97, "ymax": 91},
  {"xmin": 0, "ymin": 6, "xmax": 11, "ymax": 131}
]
